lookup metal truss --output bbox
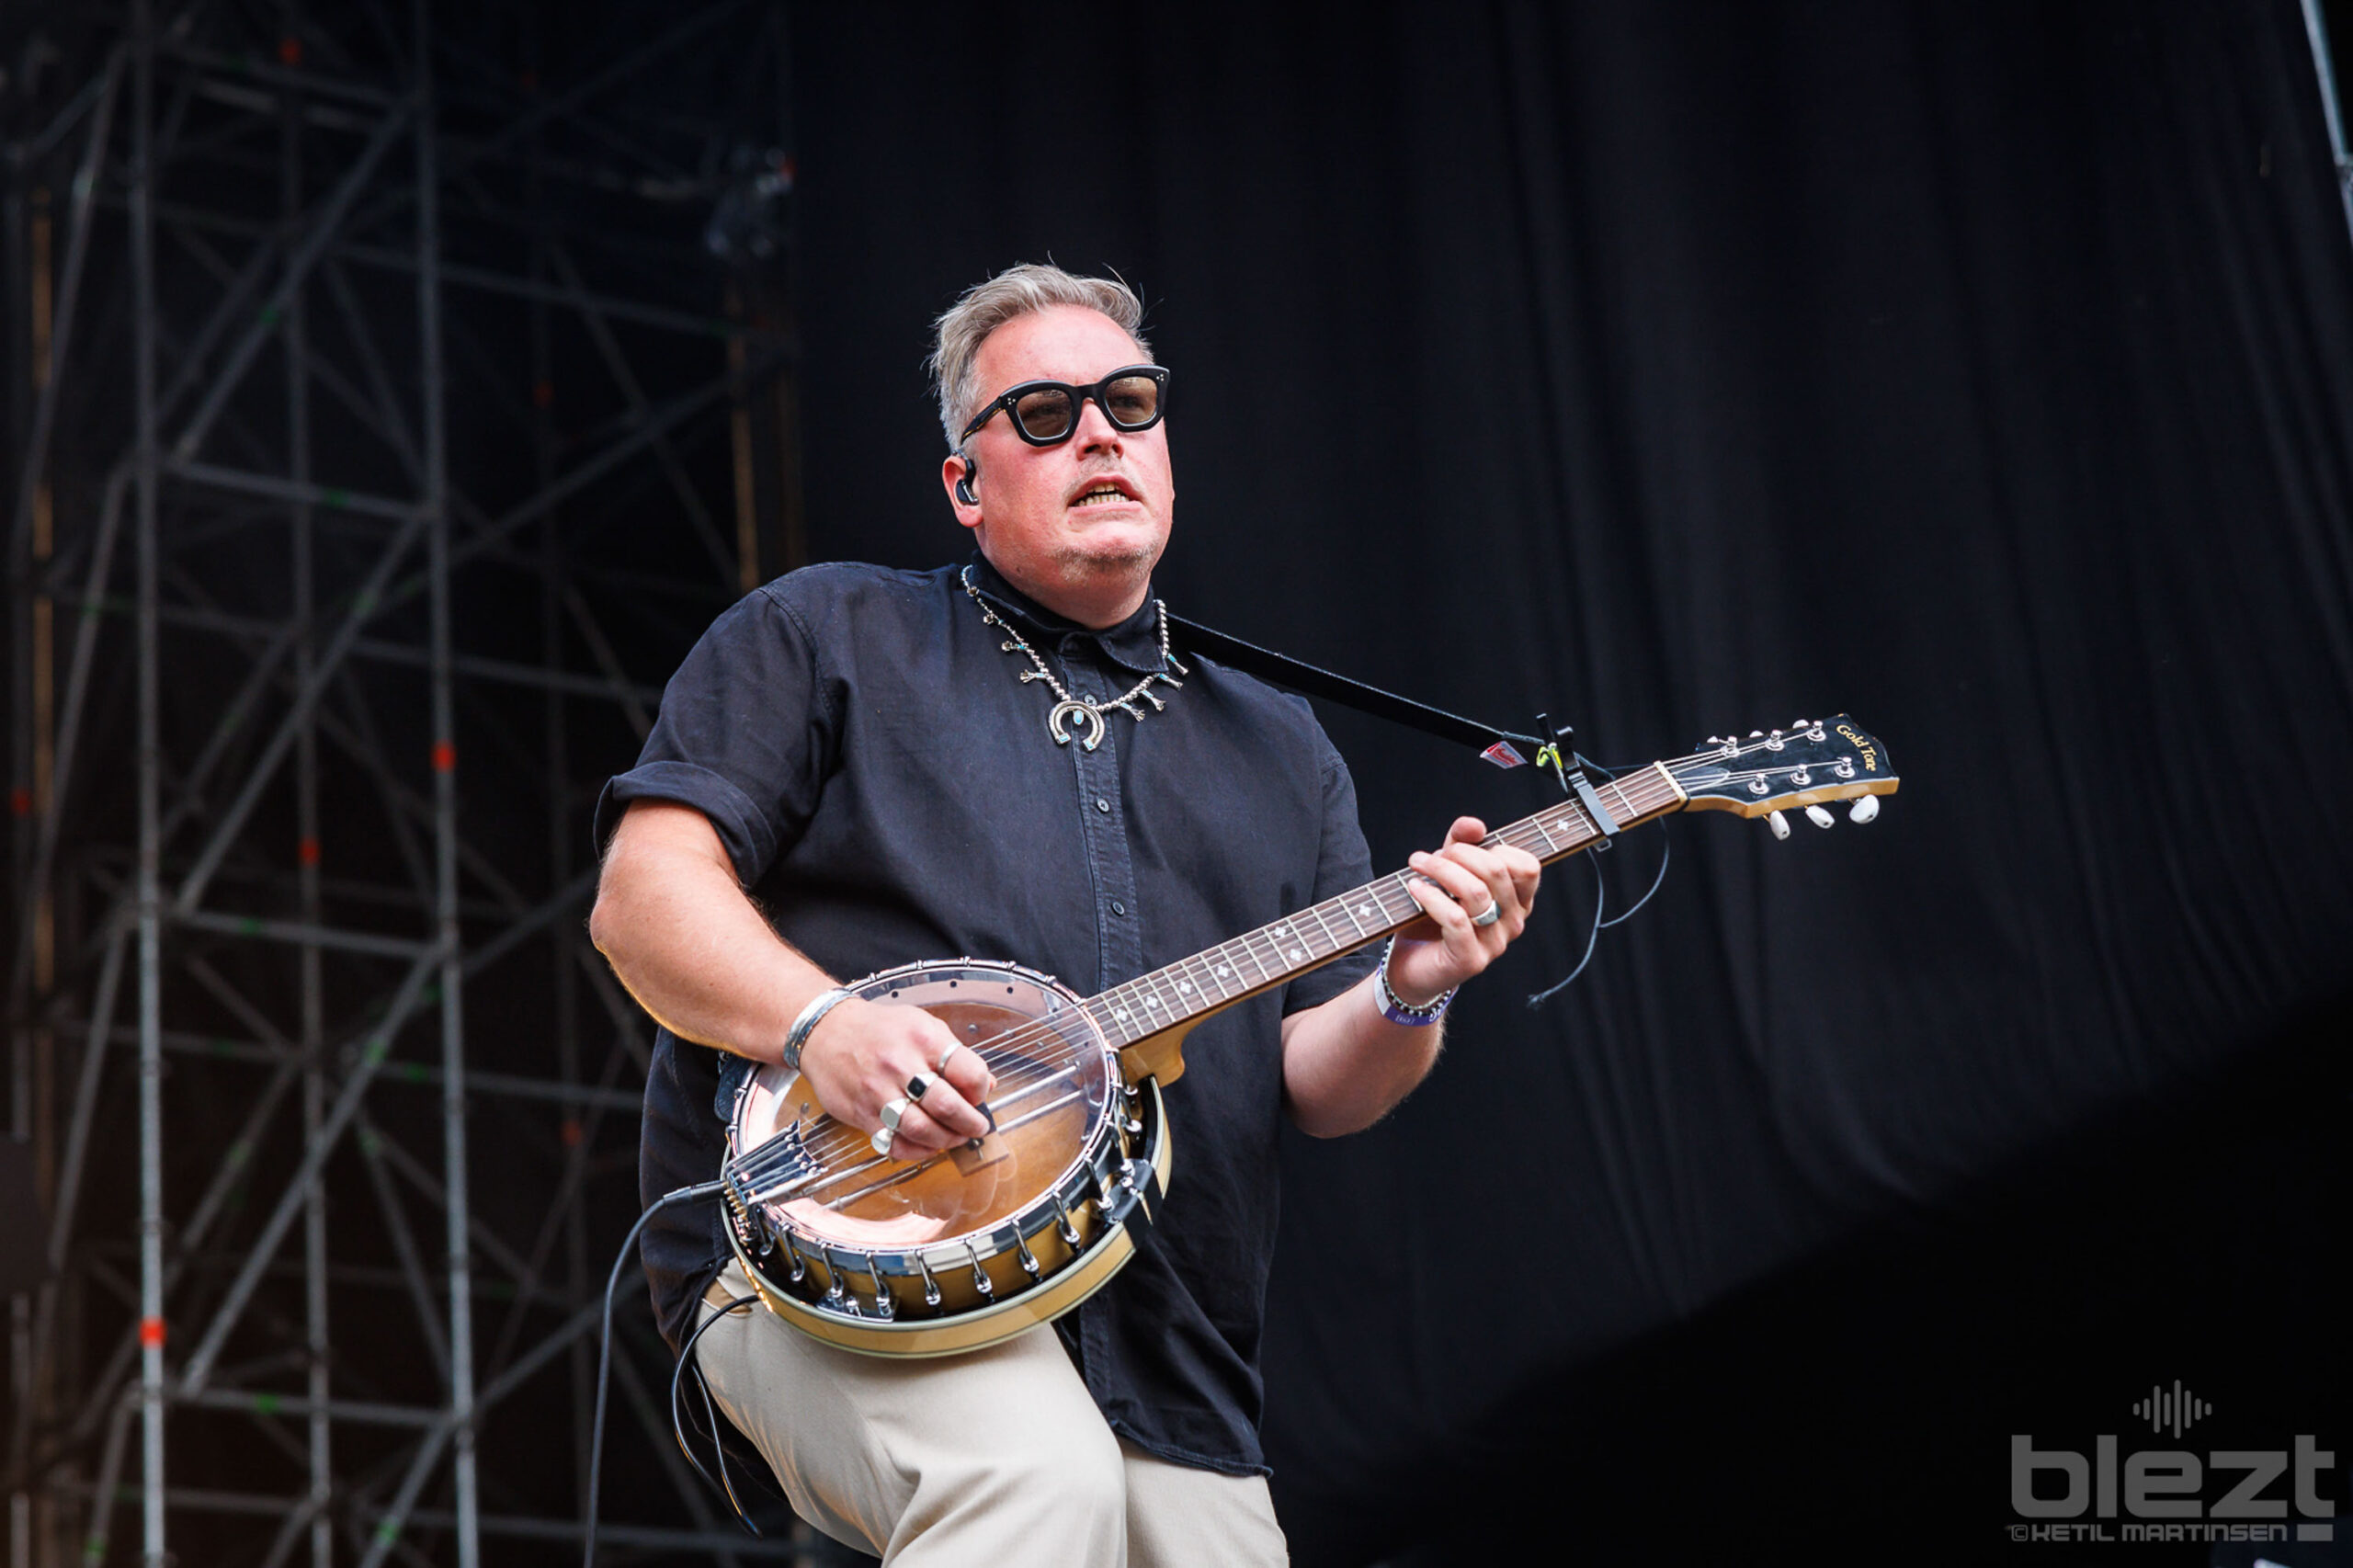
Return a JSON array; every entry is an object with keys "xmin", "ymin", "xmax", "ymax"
[
  {"xmin": 5, "ymin": 1, "xmax": 803, "ymax": 1562},
  {"xmin": 2302, "ymin": 0, "xmax": 2353, "ymax": 245}
]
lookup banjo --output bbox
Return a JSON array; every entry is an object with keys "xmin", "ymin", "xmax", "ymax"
[{"xmin": 720, "ymin": 717, "xmax": 1896, "ymax": 1357}]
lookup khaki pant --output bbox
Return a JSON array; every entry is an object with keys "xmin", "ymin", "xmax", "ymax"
[{"xmin": 692, "ymin": 1261, "xmax": 1289, "ymax": 1566}]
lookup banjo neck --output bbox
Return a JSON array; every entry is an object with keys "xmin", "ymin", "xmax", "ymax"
[{"xmin": 1102, "ymin": 762, "xmax": 1688, "ymax": 1085}]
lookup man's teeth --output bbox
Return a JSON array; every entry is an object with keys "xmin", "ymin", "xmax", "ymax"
[{"xmin": 1074, "ymin": 485, "xmax": 1127, "ymax": 506}]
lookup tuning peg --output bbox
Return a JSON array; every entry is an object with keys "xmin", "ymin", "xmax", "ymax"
[
  {"xmin": 1804, "ymin": 805, "xmax": 1836, "ymax": 829},
  {"xmin": 1848, "ymin": 795, "xmax": 1880, "ymax": 824},
  {"xmin": 1768, "ymin": 810, "xmax": 1791, "ymax": 841}
]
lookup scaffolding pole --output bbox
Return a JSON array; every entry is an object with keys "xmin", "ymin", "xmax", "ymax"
[
  {"xmin": 6, "ymin": 1, "xmax": 801, "ymax": 1561},
  {"xmin": 128, "ymin": 6, "xmax": 166, "ymax": 1563},
  {"xmin": 2302, "ymin": 0, "xmax": 2353, "ymax": 247},
  {"xmin": 412, "ymin": 1, "xmax": 482, "ymax": 1558}
]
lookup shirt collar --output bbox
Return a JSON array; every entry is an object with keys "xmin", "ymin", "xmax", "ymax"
[{"xmin": 964, "ymin": 553, "xmax": 1169, "ymax": 676}]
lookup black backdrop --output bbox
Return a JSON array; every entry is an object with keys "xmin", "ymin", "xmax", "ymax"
[{"xmin": 781, "ymin": 3, "xmax": 2353, "ymax": 1562}]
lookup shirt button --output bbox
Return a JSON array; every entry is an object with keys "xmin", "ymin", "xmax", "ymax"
[
  {"xmin": 1094, "ymin": 797, "xmax": 1111, "ymax": 813},
  {"xmin": 1111, "ymin": 900, "xmax": 1128, "ymax": 916}
]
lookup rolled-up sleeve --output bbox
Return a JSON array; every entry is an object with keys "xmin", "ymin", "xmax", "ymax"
[{"xmin": 591, "ymin": 585, "xmax": 835, "ymax": 887}]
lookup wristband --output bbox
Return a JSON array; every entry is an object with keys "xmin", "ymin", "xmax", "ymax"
[
  {"xmin": 782, "ymin": 986, "xmax": 854, "ymax": 1073},
  {"xmin": 1373, "ymin": 937, "xmax": 1455, "ymax": 1027}
]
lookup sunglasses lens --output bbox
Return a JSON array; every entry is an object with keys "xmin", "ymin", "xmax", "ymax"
[
  {"xmin": 1103, "ymin": 374, "xmax": 1161, "ymax": 428},
  {"xmin": 998, "ymin": 372, "xmax": 1164, "ymax": 442},
  {"xmin": 1012, "ymin": 387, "xmax": 1075, "ymax": 441}
]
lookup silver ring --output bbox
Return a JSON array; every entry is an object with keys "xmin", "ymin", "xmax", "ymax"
[
  {"xmin": 933, "ymin": 1042, "xmax": 962, "ymax": 1074},
  {"xmin": 907, "ymin": 1072, "xmax": 940, "ymax": 1101},
  {"xmin": 880, "ymin": 1095, "xmax": 912, "ymax": 1131},
  {"xmin": 1470, "ymin": 899, "xmax": 1504, "ymax": 928},
  {"xmin": 870, "ymin": 1126, "xmax": 896, "ymax": 1159}
]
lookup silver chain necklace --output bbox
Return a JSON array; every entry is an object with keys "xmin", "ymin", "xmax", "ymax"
[{"xmin": 961, "ymin": 566, "xmax": 1188, "ymax": 751}]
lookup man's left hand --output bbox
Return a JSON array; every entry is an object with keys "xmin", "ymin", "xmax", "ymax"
[{"xmin": 1385, "ymin": 816, "xmax": 1542, "ymax": 1006}]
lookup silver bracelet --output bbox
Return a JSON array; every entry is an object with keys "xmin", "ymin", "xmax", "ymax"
[
  {"xmin": 1373, "ymin": 936, "xmax": 1455, "ymax": 1027},
  {"xmin": 782, "ymin": 986, "xmax": 854, "ymax": 1073}
]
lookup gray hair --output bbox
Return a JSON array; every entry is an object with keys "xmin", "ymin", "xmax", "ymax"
[{"xmin": 927, "ymin": 262, "xmax": 1150, "ymax": 450}]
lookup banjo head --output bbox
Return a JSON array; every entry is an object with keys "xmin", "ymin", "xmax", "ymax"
[{"xmin": 722, "ymin": 959, "xmax": 1165, "ymax": 1357}]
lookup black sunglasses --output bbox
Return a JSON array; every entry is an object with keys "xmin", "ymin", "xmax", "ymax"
[{"xmin": 959, "ymin": 365, "xmax": 1170, "ymax": 447}]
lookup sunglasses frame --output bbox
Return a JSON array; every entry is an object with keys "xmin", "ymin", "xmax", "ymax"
[{"xmin": 958, "ymin": 364, "xmax": 1171, "ymax": 447}]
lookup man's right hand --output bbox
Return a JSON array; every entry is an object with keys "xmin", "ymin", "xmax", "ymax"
[
  {"xmin": 795, "ymin": 997, "xmax": 999, "ymax": 1160},
  {"xmin": 590, "ymin": 801, "xmax": 997, "ymax": 1160}
]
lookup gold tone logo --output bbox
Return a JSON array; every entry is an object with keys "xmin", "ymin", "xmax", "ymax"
[{"xmin": 1837, "ymin": 723, "xmax": 1879, "ymax": 773}]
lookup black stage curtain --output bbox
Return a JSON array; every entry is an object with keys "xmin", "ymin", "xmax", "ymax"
[{"xmin": 786, "ymin": 4, "xmax": 2353, "ymax": 1561}]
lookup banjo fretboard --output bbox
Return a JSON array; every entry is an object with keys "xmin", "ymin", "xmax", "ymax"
[{"xmin": 1076, "ymin": 764, "xmax": 1686, "ymax": 1048}]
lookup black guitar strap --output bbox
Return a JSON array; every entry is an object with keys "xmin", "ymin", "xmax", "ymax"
[{"xmin": 1166, "ymin": 613, "xmax": 1541, "ymax": 769}]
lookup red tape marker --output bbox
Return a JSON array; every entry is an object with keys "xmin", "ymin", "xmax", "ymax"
[{"xmin": 139, "ymin": 1317, "xmax": 166, "ymax": 1347}]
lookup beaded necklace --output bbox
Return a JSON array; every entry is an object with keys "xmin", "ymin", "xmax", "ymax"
[{"xmin": 961, "ymin": 565, "xmax": 1188, "ymax": 751}]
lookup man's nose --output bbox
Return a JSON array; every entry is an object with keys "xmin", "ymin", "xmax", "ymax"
[{"xmin": 1071, "ymin": 395, "xmax": 1125, "ymax": 450}]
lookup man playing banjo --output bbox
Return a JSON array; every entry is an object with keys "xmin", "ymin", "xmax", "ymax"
[{"xmin": 590, "ymin": 262, "xmax": 1541, "ymax": 1565}]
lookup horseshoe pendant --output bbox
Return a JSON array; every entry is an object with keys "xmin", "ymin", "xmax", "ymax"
[{"xmin": 1046, "ymin": 699, "xmax": 1107, "ymax": 751}]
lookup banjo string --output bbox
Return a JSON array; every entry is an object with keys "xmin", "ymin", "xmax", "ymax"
[
  {"xmin": 752, "ymin": 1051, "xmax": 1091, "ymax": 1176},
  {"xmin": 738, "ymin": 1036, "xmax": 1105, "ymax": 1176},
  {"xmin": 733, "ymin": 1051, "xmax": 1089, "ymax": 1180}
]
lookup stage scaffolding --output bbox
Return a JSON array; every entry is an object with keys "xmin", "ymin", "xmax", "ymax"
[{"xmin": 5, "ymin": 2, "xmax": 801, "ymax": 1563}]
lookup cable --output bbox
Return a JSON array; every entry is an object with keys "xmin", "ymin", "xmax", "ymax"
[
  {"xmin": 582, "ymin": 1179, "xmax": 723, "ymax": 1568},
  {"xmin": 1599, "ymin": 826, "xmax": 1670, "ymax": 928},
  {"xmin": 1526, "ymin": 854, "xmax": 1608, "ymax": 1009},
  {"xmin": 1525, "ymin": 754, "xmax": 1674, "ymax": 1008},
  {"xmin": 696, "ymin": 1350, "xmax": 758, "ymax": 1529},
  {"xmin": 669, "ymin": 1290, "xmax": 766, "ymax": 1530}
]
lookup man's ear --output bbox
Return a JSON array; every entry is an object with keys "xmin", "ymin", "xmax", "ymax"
[{"xmin": 942, "ymin": 453, "xmax": 982, "ymax": 529}]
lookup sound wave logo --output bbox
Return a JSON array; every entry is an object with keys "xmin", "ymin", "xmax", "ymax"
[{"xmin": 2133, "ymin": 1381, "xmax": 2210, "ymax": 1438}]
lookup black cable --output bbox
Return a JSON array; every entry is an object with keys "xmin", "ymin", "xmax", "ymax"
[
  {"xmin": 1525, "ymin": 755, "xmax": 1674, "ymax": 1008},
  {"xmin": 696, "ymin": 1353, "xmax": 758, "ymax": 1528},
  {"xmin": 582, "ymin": 1180, "xmax": 723, "ymax": 1568},
  {"xmin": 1526, "ymin": 854, "xmax": 1609, "ymax": 1009},
  {"xmin": 669, "ymin": 1290, "xmax": 764, "ymax": 1530},
  {"xmin": 1599, "ymin": 828, "xmax": 1670, "ymax": 928}
]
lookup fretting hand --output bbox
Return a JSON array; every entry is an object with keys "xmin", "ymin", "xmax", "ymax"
[{"xmin": 1383, "ymin": 816, "xmax": 1542, "ymax": 1007}]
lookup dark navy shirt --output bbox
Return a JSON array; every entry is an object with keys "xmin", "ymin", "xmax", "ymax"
[{"xmin": 594, "ymin": 556, "xmax": 1377, "ymax": 1475}]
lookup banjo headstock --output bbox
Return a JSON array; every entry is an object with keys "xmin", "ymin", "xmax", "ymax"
[{"xmin": 1666, "ymin": 715, "xmax": 1897, "ymax": 836}]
